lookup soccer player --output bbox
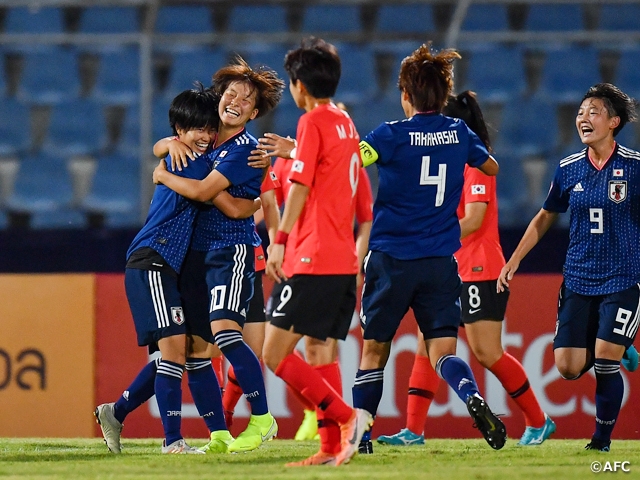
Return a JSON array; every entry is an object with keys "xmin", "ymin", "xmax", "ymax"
[
  {"xmin": 353, "ymin": 43, "xmax": 506, "ymax": 452},
  {"xmin": 498, "ymin": 83, "xmax": 640, "ymax": 452},
  {"xmin": 153, "ymin": 57, "xmax": 285, "ymax": 453},
  {"xmin": 377, "ymin": 91, "xmax": 555, "ymax": 449},
  {"xmin": 261, "ymin": 37, "xmax": 372, "ymax": 467}
]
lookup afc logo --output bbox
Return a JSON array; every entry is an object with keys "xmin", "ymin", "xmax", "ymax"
[{"xmin": 608, "ymin": 180, "xmax": 627, "ymax": 203}]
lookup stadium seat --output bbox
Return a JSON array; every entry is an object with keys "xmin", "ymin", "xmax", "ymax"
[
  {"xmin": 350, "ymin": 95, "xmax": 405, "ymax": 138},
  {"xmin": 0, "ymin": 98, "xmax": 31, "ymax": 156},
  {"xmin": 165, "ymin": 47, "xmax": 225, "ymax": 99},
  {"xmin": 5, "ymin": 154, "xmax": 73, "ymax": 214},
  {"xmin": 4, "ymin": 6, "xmax": 64, "ymax": 33},
  {"xmin": 525, "ymin": 4, "xmax": 584, "ymax": 31},
  {"xmin": 93, "ymin": 47, "xmax": 140, "ymax": 105},
  {"xmin": 376, "ymin": 4, "xmax": 435, "ymax": 33},
  {"xmin": 30, "ymin": 208, "xmax": 88, "ymax": 229},
  {"xmin": 335, "ymin": 43, "xmax": 377, "ymax": 104},
  {"xmin": 42, "ymin": 99, "xmax": 108, "ymax": 156},
  {"xmin": 372, "ymin": 41, "xmax": 423, "ymax": 96},
  {"xmin": 228, "ymin": 5, "xmax": 288, "ymax": 33},
  {"xmin": 0, "ymin": 52, "xmax": 5, "ymax": 97},
  {"xmin": 615, "ymin": 123, "xmax": 639, "ymax": 151},
  {"xmin": 301, "ymin": 5, "xmax": 362, "ymax": 33},
  {"xmin": 271, "ymin": 103, "xmax": 301, "ymax": 139},
  {"xmin": 614, "ymin": 48, "xmax": 640, "ymax": 100},
  {"xmin": 79, "ymin": 6, "xmax": 140, "ymax": 33},
  {"xmin": 599, "ymin": 4, "xmax": 640, "ymax": 30},
  {"xmin": 461, "ymin": 4, "xmax": 509, "ymax": 31},
  {"xmin": 17, "ymin": 47, "xmax": 81, "ymax": 104},
  {"xmin": 153, "ymin": 97, "xmax": 173, "ymax": 143},
  {"xmin": 115, "ymin": 103, "xmax": 140, "ymax": 153},
  {"xmin": 155, "ymin": 5, "xmax": 214, "ymax": 33},
  {"xmin": 537, "ymin": 46, "xmax": 601, "ymax": 103},
  {"xmin": 463, "ymin": 45, "xmax": 527, "ymax": 103}
]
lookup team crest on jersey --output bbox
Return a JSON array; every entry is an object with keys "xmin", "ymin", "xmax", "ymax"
[
  {"xmin": 292, "ymin": 160, "xmax": 304, "ymax": 173},
  {"xmin": 171, "ymin": 307, "xmax": 185, "ymax": 325},
  {"xmin": 269, "ymin": 170, "xmax": 277, "ymax": 181},
  {"xmin": 609, "ymin": 180, "xmax": 627, "ymax": 203}
]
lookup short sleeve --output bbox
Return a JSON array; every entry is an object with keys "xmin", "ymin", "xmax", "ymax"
[
  {"xmin": 215, "ymin": 144, "xmax": 258, "ymax": 186},
  {"xmin": 462, "ymin": 166, "xmax": 494, "ymax": 205},
  {"xmin": 543, "ymin": 163, "xmax": 569, "ymax": 213},
  {"xmin": 466, "ymin": 127, "xmax": 490, "ymax": 169},
  {"xmin": 289, "ymin": 115, "xmax": 321, "ymax": 188},
  {"xmin": 261, "ymin": 166, "xmax": 281, "ymax": 193},
  {"xmin": 355, "ymin": 167, "xmax": 374, "ymax": 223}
]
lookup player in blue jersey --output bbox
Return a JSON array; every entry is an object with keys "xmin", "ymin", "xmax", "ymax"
[
  {"xmin": 153, "ymin": 57, "xmax": 285, "ymax": 453},
  {"xmin": 353, "ymin": 43, "xmax": 506, "ymax": 450},
  {"xmin": 498, "ymin": 83, "xmax": 640, "ymax": 452}
]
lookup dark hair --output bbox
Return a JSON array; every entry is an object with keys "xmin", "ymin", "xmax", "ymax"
[
  {"xmin": 284, "ymin": 37, "xmax": 341, "ymax": 99},
  {"xmin": 581, "ymin": 83, "xmax": 638, "ymax": 137},
  {"xmin": 211, "ymin": 56, "xmax": 284, "ymax": 119},
  {"xmin": 398, "ymin": 42, "xmax": 460, "ymax": 113},
  {"xmin": 443, "ymin": 91, "xmax": 493, "ymax": 153},
  {"xmin": 169, "ymin": 82, "xmax": 219, "ymax": 136}
]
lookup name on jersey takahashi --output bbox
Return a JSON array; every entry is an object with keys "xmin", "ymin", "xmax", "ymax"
[{"xmin": 409, "ymin": 130, "xmax": 460, "ymax": 147}]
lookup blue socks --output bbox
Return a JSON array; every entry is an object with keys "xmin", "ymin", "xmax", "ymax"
[
  {"xmin": 113, "ymin": 358, "xmax": 159, "ymax": 424},
  {"xmin": 186, "ymin": 358, "xmax": 227, "ymax": 432},
  {"xmin": 593, "ymin": 358, "xmax": 623, "ymax": 443},
  {"xmin": 352, "ymin": 368, "xmax": 384, "ymax": 416},
  {"xmin": 155, "ymin": 360, "xmax": 184, "ymax": 445},
  {"xmin": 215, "ymin": 330, "xmax": 268, "ymax": 415},
  {"xmin": 436, "ymin": 354, "xmax": 480, "ymax": 402}
]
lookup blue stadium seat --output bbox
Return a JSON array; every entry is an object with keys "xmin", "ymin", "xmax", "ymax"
[
  {"xmin": 153, "ymin": 97, "xmax": 173, "ymax": 142},
  {"xmin": 599, "ymin": 4, "xmax": 640, "ymax": 30},
  {"xmin": 6, "ymin": 154, "xmax": 73, "ymax": 214},
  {"xmin": 376, "ymin": 4, "xmax": 435, "ymax": 33},
  {"xmin": 0, "ymin": 52, "xmax": 5, "ymax": 97},
  {"xmin": 615, "ymin": 124, "xmax": 638, "ymax": 151},
  {"xmin": 0, "ymin": 98, "xmax": 31, "ymax": 156},
  {"xmin": 82, "ymin": 154, "xmax": 140, "ymax": 227},
  {"xmin": 93, "ymin": 47, "xmax": 140, "ymax": 105},
  {"xmin": 42, "ymin": 99, "xmax": 107, "ymax": 156},
  {"xmin": 350, "ymin": 95, "xmax": 405, "ymax": 138},
  {"xmin": 302, "ymin": 5, "xmax": 362, "ymax": 33},
  {"xmin": 614, "ymin": 48, "xmax": 640, "ymax": 100},
  {"xmin": 525, "ymin": 4, "xmax": 584, "ymax": 31},
  {"xmin": 228, "ymin": 5, "xmax": 288, "ymax": 33},
  {"xmin": 79, "ymin": 6, "xmax": 139, "ymax": 33},
  {"xmin": 496, "ymin": 95, "xmax": 558, "ymax": 157},
  {"xmin": 372, "ymin": 41, "xmax": 423, "ymax": 96},
  {"xmin": 464, "ymin": 45, "xmax": 527, "ymax": 103},
  {"xmin": 537, "ymin": 46, "xmax": 601, "ymax": 103},
  {"xmin": 335, "ymin": 43, "xmax": 377, "ymax": 104},
  {"xmin": 461, "ymin": 4, "xmax": 509, "ymax": 31},
  {"xmin": 31, "ymin": 208, "xmax": 88, "ymax": 229},
  {"xmin": 4, "ymin": 6, "xmax": 64, "ymax": 33},
  {"xmin": 17, "ymin": 47, "xmax": 81, "ymax": 104},
  {"xmin": 165, "ymin": 47, "xmax": 225, "ymax": 99},
  {"xmin": 271, "ymin": 103, "xmax": 301, "ymax": 139},
  {"xmin": 155, "ymin": 5, "xmax": 214, "ymax": 33},
  {"xmin": 116, "ymin": 104, "xmax": 140, "ymax": 153}
]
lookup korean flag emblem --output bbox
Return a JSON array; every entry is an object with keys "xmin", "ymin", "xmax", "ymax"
[
  {"xmin": 471, "ymin": 184, "xmax": 486, "ymax": 195},
  {"xmin": 292, "ymin": 159, "xmax": 304, "ymax": 173},
  {"xmin": 171, "ymin": 307, "xmax": 185, "ymax": 325},
  {"xmin": 609, "ymin": 180, "xmax": 627, "ymax": 204}
]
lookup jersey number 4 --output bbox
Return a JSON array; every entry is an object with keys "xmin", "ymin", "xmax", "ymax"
[{"xmin": 420, "ymin": 156, "xmax": 447, "ymax": 207}]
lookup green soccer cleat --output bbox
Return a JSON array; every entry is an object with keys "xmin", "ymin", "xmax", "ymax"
[
  {"xmin": 227, "ymin": 412, "xmax": 278, "ymax": 453},
  {"xmin": 199, "ymin": 429, "xmax": 234, "ymax": 453},
  {"xmin": 377, "ymin": 428, "xmax": 425, "ymax": 446},
  {"xmin": 517, "ymin": 414, "xmax": 556, "ymax": 446},
  {"xmin": 294, "ymin": 409, "xmax": 318, "ymax": 441}
]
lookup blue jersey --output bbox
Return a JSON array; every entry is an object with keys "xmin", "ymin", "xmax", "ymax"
[
  {"xmin": 191, "ymin": 129, "xmax": 262, "ymax": 251},
  {"xmin": 127, "ymin": 154, "xmax": 211, "ymax": 274},
  {"xmin": 361, "ymin": 113, "xmax": 489, "ymax": 260},
  {"xmin": 543, "ymin": 144, "xmax": 640, "ymax": 295}
]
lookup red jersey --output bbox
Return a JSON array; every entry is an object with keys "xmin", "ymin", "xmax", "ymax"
[
  {"xmin": 283, "ymin": 103, "xmax": 361, "ymax": 276},
  {"xmin": 255, "ymin": 166, "xmax": 280, "ymax": 272},
  {"xmin": 455, "ymin": 165, "xmax": 505, "ymax": 281},
  {"xmin": 273, "ymin": 157, "xmax": 293, "ymax": 207}
]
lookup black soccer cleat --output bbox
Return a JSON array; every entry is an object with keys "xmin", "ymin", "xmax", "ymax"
[
  {"xmin": 585, "ymin": 438, "xmax": 611, "ymax": 452},
  {"xmin": 466, "ymin": 393, "xmax": 507, "ymax": 450},
  {"xmin": 358, "ymin": 439, "xmax": 373, "ymax": 454}
]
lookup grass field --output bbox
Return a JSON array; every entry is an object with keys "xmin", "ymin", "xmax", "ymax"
[{"xmin": 1, "ymin": 438, "xmax": 639, "ymax": 480}]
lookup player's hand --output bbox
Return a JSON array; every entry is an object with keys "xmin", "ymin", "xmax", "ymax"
[
  {"xmin": 248, "ymin": 149, "xmax": 271, "ymax": 169},
  {"xmin": 258, "ymin": 133, "xmax": 296, "ymax": 159},
  {"xmin": 152, "ymin": 159, "xmax": 167, "ymax": 185},
  {"xmin": 266, "ymin": 243, "xmax": 287, "ymax": 283},
  {"xmin": 497, "ymin": 260, "xmax": 519, "ymax": 292},
  {"xmin": 168, "ymin": 138, "xmax": 194, "ymax": 171}
]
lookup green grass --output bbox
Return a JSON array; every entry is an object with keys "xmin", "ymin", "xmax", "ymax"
[{"xmin": 0, "ymin": 438, "xmax": 639, "ymax": 479}]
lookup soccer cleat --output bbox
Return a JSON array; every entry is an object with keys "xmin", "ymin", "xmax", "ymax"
[
  {"xmin": 161, "ymin": 438, "xmax": 205, "ymax": 454},
  {"xmin": 622, "ymin": 345, "xmax": 639, "ymax": 372},
  {"xmin": 585, "ymin": 438, "xmax": 611, "ymax": 452},
  {"xmin": 335, "ymin": 408, "xmax": 374, "ymax": 466},
  {"xmin": 285, "ymin": 450, "xmax": 337, "ymax": 466},
  {"xmin": 94, "ymin": 403, "xmax": 123, "ymax": 454},
  {"xmin": 358, "ymin": 439, "xmax": 373, "ymax": 454},
  {"xmin": 466, "ymin": 393, "xmax": 507, "ymax": 450},
  {"xmin": 199, "ymin": 429, "xmax": 234, "ymax": 454},
  {"xmin": 518, "ymin": 414, "xmax": 556, "ymax": 446},
  {"xmin": 377, "ymin": 428, "xmax": 425, "ymax": 446},
  {"xmin": 294, "ymin": 409, "xmax": 319, "ymax": 441},
  {"xmin": 227, "ymin": 412, "xmax": 278, "ymax": 453}
]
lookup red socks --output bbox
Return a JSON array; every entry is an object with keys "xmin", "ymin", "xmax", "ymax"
[
  {"xmin": 406, "ymin": 354, "xmax": 441, "ymax": 435},
  {"xmin": 211, "ymin": 356, "xmax": 224, "ymax": 387},
  {"xmin": 222, "ymin": 365, "xmax": 244, "ymax": 416},
  {"xmin": 314, "ymin": 361, "xmax": 343, "ymax": 454}
]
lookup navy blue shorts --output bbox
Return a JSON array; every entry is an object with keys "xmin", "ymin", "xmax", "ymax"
[
  {"xmin": 179, "ymin": 249, "xmax": 215, "ymax": 344},
  {"xmin": 554, "ymin": 282, "xmax": 640, "ymax": 350},
  {"xmin": 360, "ymin": 252, "xmax": 462, "ymax": 342},
  {"xmin": 246, "ymin": 271, "xmax": 266, "ymax": 323},
  {"xmin": 125, "ymin": 268, "xmax": 186, "ymax": 347},
  {"xmin": 204, "ymin": 244, "xmax": 255, "ymax": 326}
]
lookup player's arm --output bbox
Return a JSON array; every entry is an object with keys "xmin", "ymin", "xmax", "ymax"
[
  {"xmin": 257, "ymin": 133, "xmax": 297, "ymax": 159},
  {"xmin": 153, "ymin": 159, "xmax": 230, "ymax": 202},
  {"xmin": 459, "ymin": 202, "xmax": 487, "ymax": 239},
  {"xmin": 359, "ymin": 140, "xmax": 378, "ymax": 167},
  {"xmin": 153, "ymin": 136, "xmax": 195, "ymax": 171},
  {"xmin": 355, "ymin": 219, "xmax": 372, "ymax": 288},
  {"xmin": 213, "ymin": 192, "xmax": 261, "ymax": 219},
  {"xmin": 259, "ymin": 189, "xmax": 281, "ymax": 245},
  {"xmin": 497, "ymin": 208, "xmax": 558, "ymax": 292},
  {"xmin": 477, "ymin": 155, "xmax": 499, "ymax": 176}
]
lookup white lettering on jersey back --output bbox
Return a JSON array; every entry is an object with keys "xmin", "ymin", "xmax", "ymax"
[{"xmin": 409, "ymin": 130, "xmax": 460, "ymax": 147}]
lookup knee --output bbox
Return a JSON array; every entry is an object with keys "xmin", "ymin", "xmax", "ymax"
[
  {"xmin": 555, "ymin": 361, "xmax": 582, "ymax": 380},
  {"xmin": 472, "ymin": 347, "xmax": 503, "ymax": 369}
]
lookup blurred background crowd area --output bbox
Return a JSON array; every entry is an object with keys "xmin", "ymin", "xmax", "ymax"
[{"xmin": 0, "ymin": 0, "xmax": 639, "ymax": 235}]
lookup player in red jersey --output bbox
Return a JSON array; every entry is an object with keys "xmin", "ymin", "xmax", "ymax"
[
  {"xmin": 377, "ymin": 91, "xmax": 555, "ymax": 448},
  {"xmin": 261, "ymin": 37, "xmax": 373, "ymax": 467}
]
